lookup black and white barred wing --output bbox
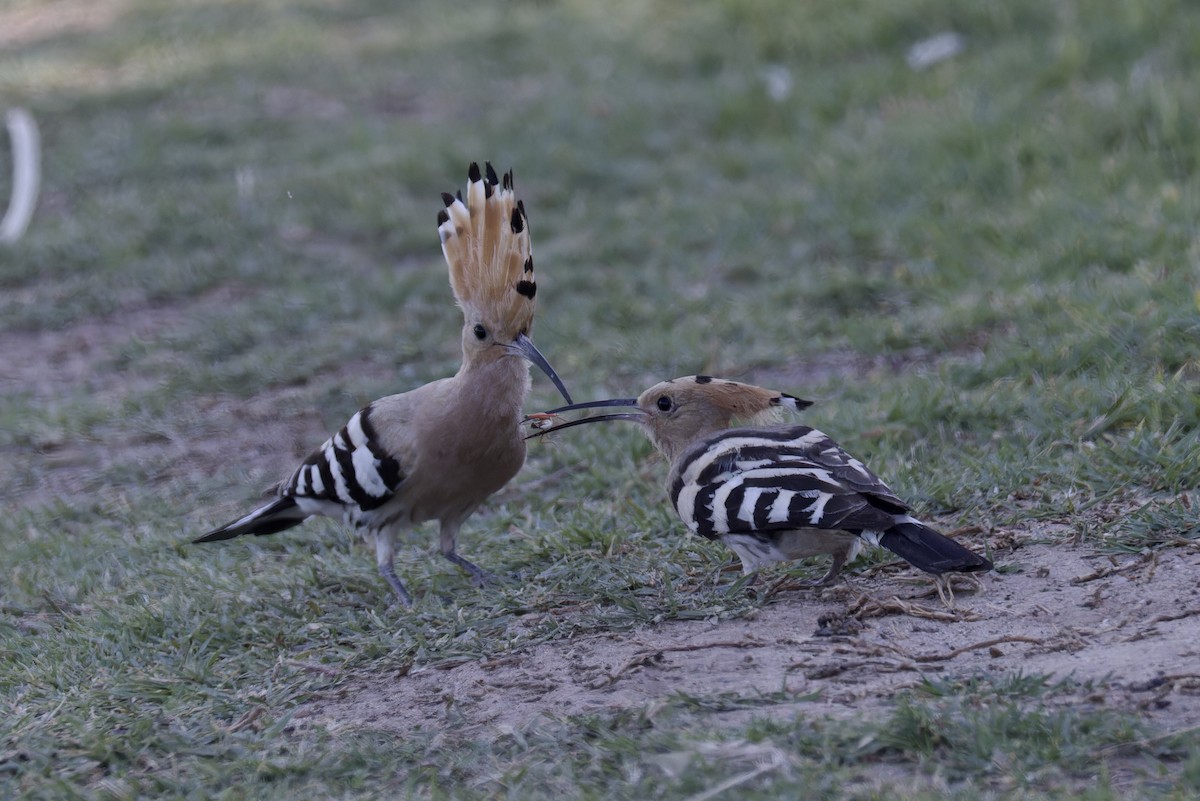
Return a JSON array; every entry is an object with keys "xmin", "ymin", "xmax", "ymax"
[
  {"xmin": 194, "ymin": 402, "xmax": 410, "ymax": 544},
  {"xmin": 284, "ymin": 404, "xmax": 406, "ymax": 519},
  {"xmin": 669, "ymin": 425, "xmax": 908, "ymax": 539}
]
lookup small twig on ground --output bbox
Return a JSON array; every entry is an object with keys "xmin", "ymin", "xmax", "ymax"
[
  {"xmin": 592, "ymin": 639, "xmax": 769, "ymax": 689},
  {"xmin": 649, "ymin": 639, "xmax": 769, "ymax": 655},
  {"xmin": 1145, "ymin": 607, "xmax": 1200, "ymax": 625},
  {"xmin": 910, "ymin": 635, "xmax": 1046, "ymax": 663},
  {"xmin": 1071, "ymin": 553, "xmax": 1152, "ymax": 584},
  {"xmin": 1116, "ymin": 607, "xmax": 1200, "ymax": 642},
  {"xmin": 793, "ymin": 635, "xmax": 952, "ymax": 677},
  {"xmin": 796, "ymin": 657, "xmax": 940, "ymax": 679}
]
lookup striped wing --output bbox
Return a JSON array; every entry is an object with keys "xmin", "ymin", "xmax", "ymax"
[
  {"xmin": 284, "ymin": 404, "xmax": 405, "ymax": 513},
  {"xmin": 668, "ymin": 425, "xmax": 908, "ymax": 539}
]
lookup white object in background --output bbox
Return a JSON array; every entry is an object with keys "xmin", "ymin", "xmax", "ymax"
[
  {"xmin": 760, "ymin": 65, "xmax": 793, "ymax": 102},
  {"xmin": 906, "ymin": 32, "xmax": 965, "ymax": 71},
  {"xmin": 1, "ymin": 108, "xmax": 41, "ymax": 243}
]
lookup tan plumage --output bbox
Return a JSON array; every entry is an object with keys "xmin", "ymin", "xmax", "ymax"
[
  {"xmin": 193, "ymin": 163, "xmax": 572, "ymax": 606},
  {"xmin": 441, "ymin": 163, "xmax": 536, "ymax": 346},
  {"xmin": 532, "ymin": 376, "xmax": 991, "ymax": 587}
]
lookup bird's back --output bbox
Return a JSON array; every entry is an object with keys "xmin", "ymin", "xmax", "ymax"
[{"xmin": 667, "ymin": 424, "xmax": 908, "ymax": 539}]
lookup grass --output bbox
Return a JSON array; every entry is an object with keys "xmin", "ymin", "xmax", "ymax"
[{"xmin": 3, "ymin": 0, "xmax": 1200, "ymax": 797}]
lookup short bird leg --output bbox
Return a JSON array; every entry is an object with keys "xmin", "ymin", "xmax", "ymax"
[
  {"xmin": 439, "ymin": 520, "xmax": 497, "ymax": 588},
  {"xmin": 799, "ymin": 545, "xmax": 852, "ymax": 587},
  {"xmin": 375, "ymin": 533, "xmax": 412, "ymax": 607}
]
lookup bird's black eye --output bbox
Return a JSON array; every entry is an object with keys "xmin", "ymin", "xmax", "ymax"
[
  {"xmin": 656, "ymin": 395, "xmax": 672, "ymax": 412},
  {"xmin": 473, "ymin": 324, "xmax": 487, "ymax": 340}
]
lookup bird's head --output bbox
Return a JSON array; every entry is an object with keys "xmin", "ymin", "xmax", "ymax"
[
  {"xmin": 439, "ymin": 162, "xmax": 571, "ymax": 403},
  {"xmin": 529, "ymin": 375, "xmax": 813, "ymax": 461}
]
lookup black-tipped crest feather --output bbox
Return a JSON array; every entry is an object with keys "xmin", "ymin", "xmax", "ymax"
[{"xmin": 439, "ymin": 163, "xmax": 538, "ymax": 340}]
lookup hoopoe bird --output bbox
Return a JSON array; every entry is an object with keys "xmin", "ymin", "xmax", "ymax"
[
  {"xmin": 529, "ymin": 376, "xmax": 991, "ymax": 588},
  {"xmin": 193, "ymin": 163, "xmax": 573, "ymax": 606}
]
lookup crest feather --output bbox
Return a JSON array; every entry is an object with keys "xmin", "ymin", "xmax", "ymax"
[{"xmin": 438, "ymin": 162, "xmax": 535, "ymax": 333}]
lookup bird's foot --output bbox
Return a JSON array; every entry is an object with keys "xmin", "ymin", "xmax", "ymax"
[
  {"xmin": 443, "ymin": 552, "xmax": 498, "ymax": 588},
  {"xmin": 796, "ymin": 572, "xmax": 839, "ymax": 588},
  {"xmin": 379, "ymin": 563, "xmax": 413, "ymax": 608}
]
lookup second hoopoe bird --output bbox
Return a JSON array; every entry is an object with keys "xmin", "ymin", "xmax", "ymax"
[
  {"xmin": 530, "ymin": 376, "xmax": 991, "ymax": 588},
  {"xmin": 193, "ymin": 163, "xmax": 572, "ymax": 606}
]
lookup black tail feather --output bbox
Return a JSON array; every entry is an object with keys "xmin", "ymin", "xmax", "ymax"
[
  {"xmin": 878, "ymin": 521, "xmax": 992, "ymax": 574},
  {"xmin": 193, "ymin": 497, "xmax": 307, "ymax": 543}
]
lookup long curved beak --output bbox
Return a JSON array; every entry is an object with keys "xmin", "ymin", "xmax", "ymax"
[
  {"xmin": 510, "ymin": 331, "xmax": 573, "ymax": 404},
  {"xmin": 542, "ymin": 397, "xmax": 638, "ymax": 415},
  {"xmin": 524, "ymin": 397, "xmax": 645, "ymax": 440}
]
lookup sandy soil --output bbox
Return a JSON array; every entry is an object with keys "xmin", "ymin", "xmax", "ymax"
[{"xmin": 293, "ymin": 536, "xmax": 1200, "ymax": 736}]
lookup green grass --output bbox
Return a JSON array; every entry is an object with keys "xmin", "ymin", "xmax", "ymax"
[{"xmin": 3, "ymin": 0, "xmax": 1200, "ymax": 797}]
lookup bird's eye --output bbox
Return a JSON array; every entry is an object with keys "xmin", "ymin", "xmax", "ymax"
[
  {"xmin": 473, "ymin": 324, "xmax": 487, "ymax": 340},
  {"xmin": 656, "ymin": 395, "xmax": 673, "ymax": 412}
]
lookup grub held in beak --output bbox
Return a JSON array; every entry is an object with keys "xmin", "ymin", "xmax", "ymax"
[{"xmin": 523, "ymin": 397, "xmax": 645, "ymax": 440}]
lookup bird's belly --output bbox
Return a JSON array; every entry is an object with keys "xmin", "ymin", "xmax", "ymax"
[
  {"xmin": 404, "ymin": 438, "xmax": 525, "ymax": 523},
  {"xmin": 721, "ymin": 528, "xmax": 862, "ymax": 572},
  {"xmin": 772, "ymin": 528, "xmax": 860, "ymax": 560}
]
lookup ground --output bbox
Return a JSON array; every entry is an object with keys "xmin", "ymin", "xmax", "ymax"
[{"xmin": 295, "ymin": 542, "xmax": 1200, "ymax": 739}]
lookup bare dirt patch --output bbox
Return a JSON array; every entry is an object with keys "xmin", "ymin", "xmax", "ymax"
[{"xmin": 293, "ymin": 538, "xmax": 1200, "ymax": 735}]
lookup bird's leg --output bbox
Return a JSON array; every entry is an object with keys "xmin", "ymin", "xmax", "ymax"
[
  {"xmin": 799, "ymin": 545, "xmax": 851, "ymax": 587},
  {"xmin": 439, "ymin": 521, "xmax": 497, "ymax": 588},
  {"xmin": 374, "ymin": 533, "xmax": 412, "ymax": 607}
]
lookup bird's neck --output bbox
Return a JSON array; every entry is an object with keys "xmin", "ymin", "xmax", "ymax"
[
  {"xmin": 453, "ymin": 352, "xmax": 531, "ymax": 419},
  {"xmin": 652, "ymin": 435, "xmax": 683, "ymax": 464},
  {"xmin": 652, "ymin": 422, "xmax": 723, "ymax": 466}
]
